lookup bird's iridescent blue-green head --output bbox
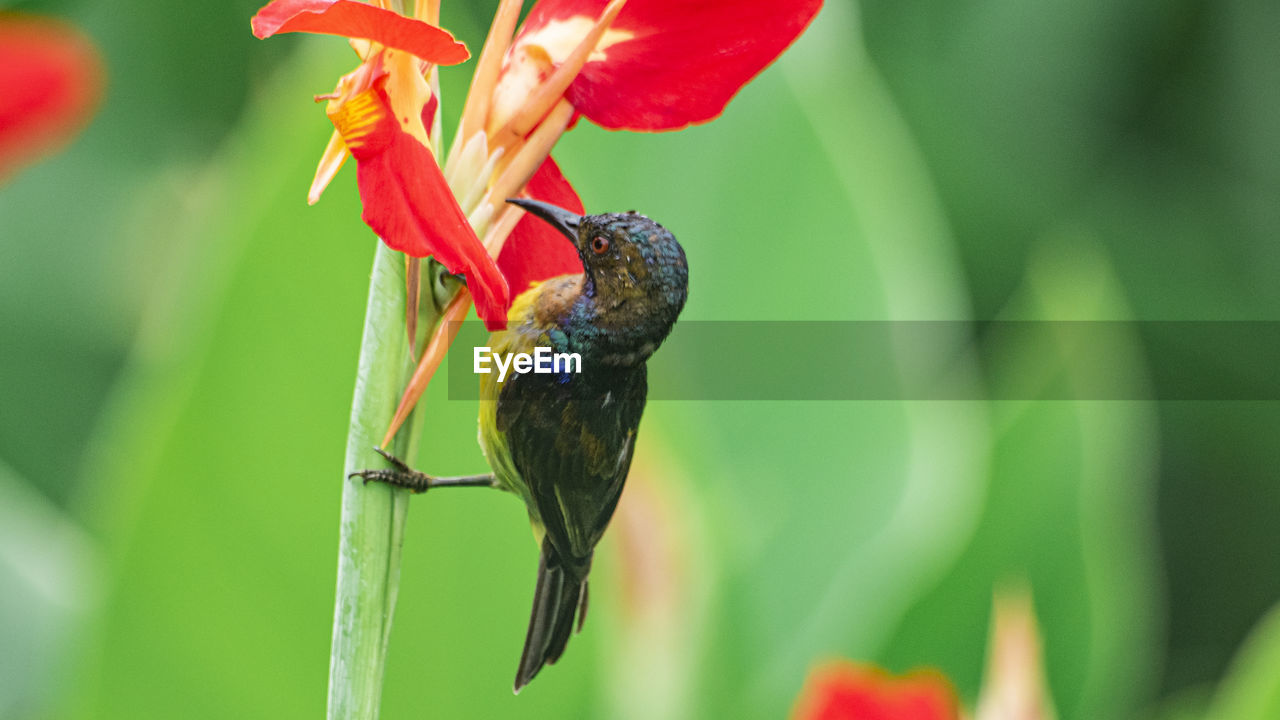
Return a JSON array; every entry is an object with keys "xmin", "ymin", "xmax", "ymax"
[{"xmin": 508, "ymin": 198, "xmax": 689, "ymax": 346}]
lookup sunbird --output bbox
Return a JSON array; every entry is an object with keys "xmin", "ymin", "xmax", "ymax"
[{"xmin": 353, "ymin": 199, "xmax": 689, "ymax": 691}]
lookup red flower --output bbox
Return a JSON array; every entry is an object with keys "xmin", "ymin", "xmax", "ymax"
[
  {"xmin": 253, "ymin": 0, "xmax": 823, "ymax": 437},
  {"xmin": 251, "ymin": 0, "xmax": 467, "ymax": 63},
  {"xmin": 791, "ymin": 662, "xmax": 962, "ymax": 720},
  {"xmin": 492, "ymin": 0, "xmax": 823, "ymax": 133},
  {"xmin": 252, "ymin": 0, "xmax": 511, "ymax": 328},
  {"xmin": 253, "ymin": 0, "xmax": 820, "ymax": 331},
  {"xmin": 0, "ymin": 15, "xmax": 103, "ymax": 183}
]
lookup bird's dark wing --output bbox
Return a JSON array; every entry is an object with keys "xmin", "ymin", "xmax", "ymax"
[{"xmin": 497, "ymin": 365, "xmax": 647, "ymax": 564}]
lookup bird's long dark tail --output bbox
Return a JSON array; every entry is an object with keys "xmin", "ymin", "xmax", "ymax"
[{"xmin": 514, "ymin": 538, "xmax": 591, "ymax": 692}]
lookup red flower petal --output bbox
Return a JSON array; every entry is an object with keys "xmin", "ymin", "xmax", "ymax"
[
  {"xmin": 421, "ymin": 91, "xmax": 438, "ymax": 130},
  {"xmin": 519, "ymin": 0, "xmax": 821, "ymax": 130},
  {"xmin": 498, "ymin": 156, "xmax": 585, "ymax": 299},
  {"xmin": 791, "ymin": 662, "xmax": 961, "ymax": 720},
  {"xmin": 0, "ymin": 16, "xmax": 102, "ymax": 182},
  {"xmin": 251, "ymin": 0, "xmax": 469, "ymax": 66},
  {"xmin": 333, "ymin": 84, "xmax": 509, "ymax": 329}
]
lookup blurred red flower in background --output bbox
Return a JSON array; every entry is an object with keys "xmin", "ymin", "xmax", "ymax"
[
  {"xmin": 0, "ymin": 15, "xmax": 103, "ymax": 183},
  {"xmin": 790, "ymin": 587, "xmax": 1058, "ymax": 720},
  {"xmin": 791, "ymin": 662, "xmax": 962, "ymax": 720}
]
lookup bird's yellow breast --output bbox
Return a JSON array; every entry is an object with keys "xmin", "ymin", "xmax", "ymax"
[{"xmin": 475, "ymin": 274, "xmax": 584, "ymax": 509}]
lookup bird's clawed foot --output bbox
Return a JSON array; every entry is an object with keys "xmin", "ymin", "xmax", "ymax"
[
  {"xmin": 349, "ymin": 448, "xmax": 434, "ymax": 493},
  {"xmin": 348, "ymin": 448, "xmax": 498, "ymax": 493}
]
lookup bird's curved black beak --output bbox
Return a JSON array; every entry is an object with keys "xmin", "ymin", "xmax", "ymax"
[{"xmin": 506, "ymin": 198, "xmax": 582, "ymax": 243}]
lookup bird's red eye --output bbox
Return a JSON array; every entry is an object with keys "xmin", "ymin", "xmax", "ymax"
[{"xmin": 591, "ymin": 236, "xmax": 609, "ymax": 255}]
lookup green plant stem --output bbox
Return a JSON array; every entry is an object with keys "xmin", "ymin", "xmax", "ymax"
[{"xmin": 328, "ymin": 241, "xmax": 434, "ymax": 719}]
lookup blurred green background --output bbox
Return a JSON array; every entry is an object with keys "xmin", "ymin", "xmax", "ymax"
[{"xmin": 1, "ymin": 0, "xmax": 1278, "ymax": 718}]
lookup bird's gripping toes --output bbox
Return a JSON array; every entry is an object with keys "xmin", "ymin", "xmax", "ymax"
[
  {"xmin": 353, "ymin": 197, "xmax": 688, "ymax": 693},
  {"xmin": 349, "ymin": 447, "xmax": 497, "ymax": 492}
]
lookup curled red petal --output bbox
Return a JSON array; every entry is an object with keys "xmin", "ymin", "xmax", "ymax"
[
  {"xmin": 0, "ymin": 16, "xmax": 103, "ymax": 182},
  {"xmin": 499, "ymin": 156, "xmax": 585, "ymax": 299},
  {"xmin": 520, "ymin": 0, "xmax": 821, "ymax": 130},
  {"xmin": 251, "ymin": 0, "xmax": 469, "ymax": 66},
  {"xmin": 791, "ymin": 662, "xmax": 961, "ymax": 720},
  {"xmin": 334, "ymin": 85, "xmax": 509, "ymax": 329}
]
